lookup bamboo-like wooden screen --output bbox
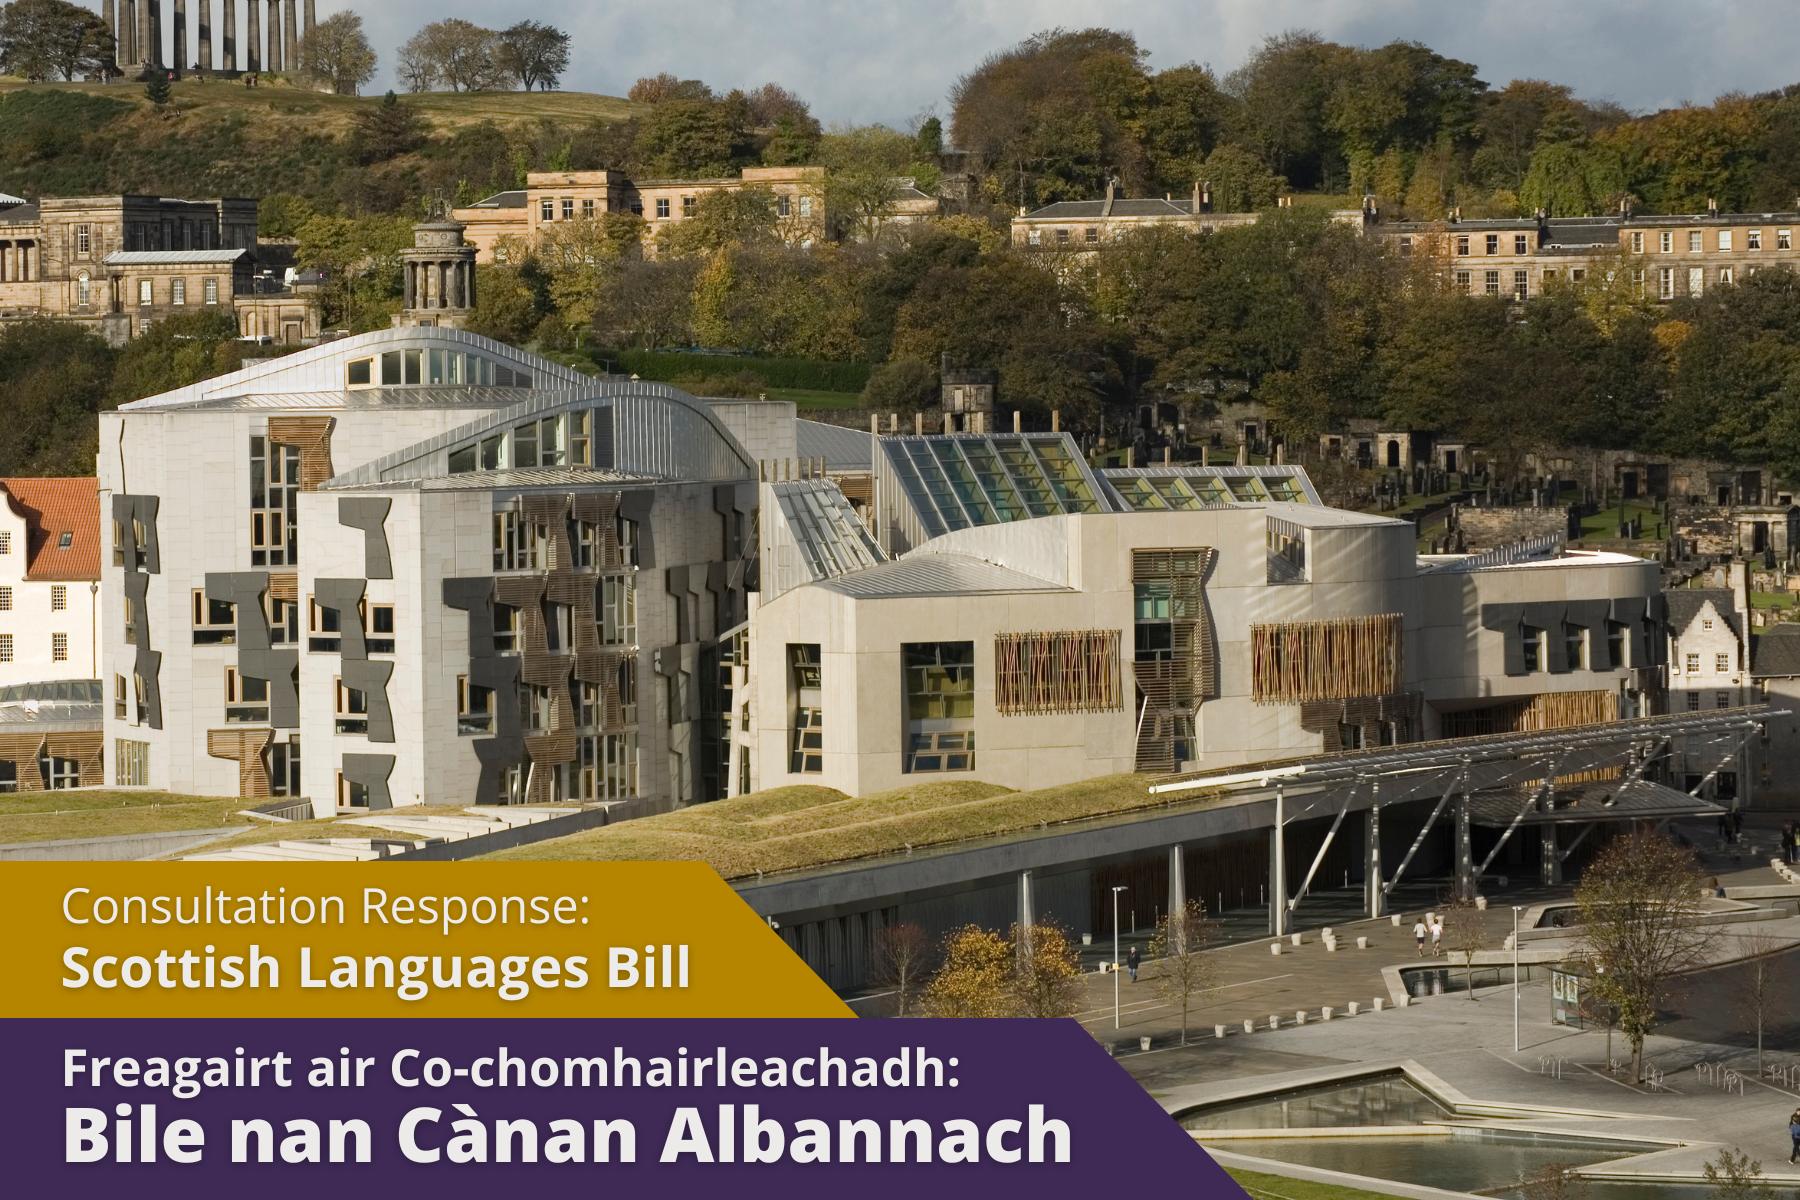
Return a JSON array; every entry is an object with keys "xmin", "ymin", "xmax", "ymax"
[
  {"xmin": 994, "ymin": 630, "xmax": 1123, "ymax": 715},
  {"xmin": 1251, "ymin": 614, "xmax": 1403, "ymax": 704},
  {"xmin": 207, "ymin": 728, "xmax": 274, "ymax": 798},
  {"xmin": 266, "ymin": 416, "xmax": 336, "ymax": 491}
]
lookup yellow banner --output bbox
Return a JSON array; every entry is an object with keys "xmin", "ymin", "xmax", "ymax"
[{"xmin": 1, "ymin": 862, "xmax": 850, "ymax": 1019}]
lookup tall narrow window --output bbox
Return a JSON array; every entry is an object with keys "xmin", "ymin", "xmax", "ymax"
[
  {"xmin": 171, "ymin": 278, "xmax": 186, "ymax": 306},
  {"xmin": 334, "ymin": 678, "xmax": 369, "ymax": 735},
  {"xmin": 789, "ymin": 644, "xmax": 823, "ymax": 773},
  {"xmin": 51, "ymin": 632, "xmax": 68, "ymax": 662},
  {"xmin": 457, "ymin": 676, "xmax": 494, "ymax": 734},
  {"xmin": 76, "ymin": 272, "xmax": 91, "ymax": 306},
  {"xmin": 50, "ymin": 585, "xmax": 67, "ymax": 611},
  {"xmin": 1521, "ymin": 626, "xmax": 1545, "ymax": 673},
  {"xmin": 204, "ymin": 277, "xmax": 219, "ymax": 304},
  {"xmin": 903, "ymin": 642, "xmax": 976, "ymax": 773},
  {"xmin": 250, "ymin": 435, "xmax": 300, "ymax": 567}
]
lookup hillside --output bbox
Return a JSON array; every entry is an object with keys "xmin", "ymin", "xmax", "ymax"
[{"xmin": 0, "ymin": 79, "xmax": 636, "ymax": 205}]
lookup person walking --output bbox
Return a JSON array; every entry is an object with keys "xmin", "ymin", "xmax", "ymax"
[
  {"xmin": 1413, "ymin": 919, "xmax": 1427, "ymax": 958},
  {"xmin": 1790, "ymin": 1107, "xmax": 1800, "ymax": 1164},
  {"xmin": 1430, "ymin": 917, "xmax": 1444, "ymax": 957},
  {"xmin": 1126, "ymin": 946, "xmax": 1140, "ymax": 984}
]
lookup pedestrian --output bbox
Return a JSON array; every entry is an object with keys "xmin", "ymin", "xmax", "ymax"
[
  {"xmin": 1790, "ymin": 1107, "xmax": 1800, "ymax": 1164},
  {"xmin": 1786, "ymin": 822, "xmax": 1797, "ymax": 866},
  {"xmin": 1718, "ymin": 814, "xmax": 1730, "ymax": 845},
  {"xmin": 1413, "ymin": 919, "xmax": 1427, "ymax": 958},
  {"xmin": 1731, "ymin": 809, "xmax": 1743, "ymax": 841},
  {"xmin": 1126, "ymin": 946, "xmax": 1140, "ymax": 984},
  {"xmin": 1431, "ymin": 917, "xmax": 1443, "ymax": 956}
]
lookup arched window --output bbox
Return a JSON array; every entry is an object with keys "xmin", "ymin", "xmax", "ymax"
[{"xmin": 76, "ymin": 272, "xmax": 90, "ymax": 307}]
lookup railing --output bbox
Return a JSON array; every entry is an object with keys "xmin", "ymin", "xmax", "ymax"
[{"xmin": 1422, "ymin": 533, "xmax": 1567, "ymax": 573}]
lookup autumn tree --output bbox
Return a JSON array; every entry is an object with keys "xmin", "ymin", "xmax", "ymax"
[
  {"xmin": 1701, "ymin": 1148, "xmax": 1775, "ymax": 1200},
  {"xmin": 631, "ymin": 99, "xmax": 746, "ymax": 177},
  {"xmin": 1011, "ymin": 923, "xmax": 1083, "ymax": 1018},
  {"xmin": 298, "ymin": 12, "xmax": 377, "ymax": 96},
  {"xmin": 534, "ymin": 212, "xmax": 644, "ymax": 338},
  {"xmin": 0, "ymin": 0, "xmax": 112, "ymax": 82},
  {"xmin": 657, "ymin": 187, "xmax": 780, "ymax": 259},
  {"xmin": 871, "ymin": 922, "xmax": 930, "ymax": 1017},
  {"xmin": 628, "ymin": 73, "xmax": 714, "ymax": 105},
  {"xmin": 398, "ymin": 19, "xmax": 502, "ymax": 93},
  {"xmin": 496, "ymin": 21, "xmax": 571, "ymax": 92},
  {"xmin": 1147, "ymin": 899, "xmax": 1220, "ymax": 1044},
  {"xmin": 923, "ymin": 925, "xmax": 1015, "ymax": 1018},
  {"xmin": 1439, "ymin": 899, "xmax": 1489, "ymax": 998},
  {"xmin": 1517, "ymin": 1164, "xmax": 1589, "ymax": 1200},
  {"xmin": 1575, "ymin": 829, "xmax": 1709, "ymax": 1084}
]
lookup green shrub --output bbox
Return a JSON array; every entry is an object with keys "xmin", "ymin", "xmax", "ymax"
[{"xmin": 606, "ymin": 348, "xmax": 869, "ymax": 393}]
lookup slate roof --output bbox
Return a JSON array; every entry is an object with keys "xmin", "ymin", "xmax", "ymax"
[
  {"xmin": 1021, "ymin": 198, "xmax": 1194, "ymax": 220},
  {"xmin": 0, "ymin": 197, "xmax": 40, "ymax": 223},
  {"xmin": 1666, "ymin": 588, "xmax": 1742, "ymax": 641},
  {"xmin": 103, "ymin": 249, "xmax": 247, "ymax": 266},
  {"xmin": 0, "ymin": 477, "xmax": 101, "ymax": 581},
  {"xmin": 467, "ymin": 191, "xmax": 528, "ymax": 210},
  {"xmin": 1753, "ymin": 623, "xmax": 1800, "ymax": 678},
  {"xmin": 796, "ymin": 419, "xmax": 873, "ymax": 472}
]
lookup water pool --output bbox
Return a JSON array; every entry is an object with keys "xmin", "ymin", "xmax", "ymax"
[
  {"xmin": 1214, "ymin": 1129, "xmax": 1637, "ymax": 1194},
  {"xmin": 1178, "ymin": 1074, "xmax": 1449, "ymax": 1131}
]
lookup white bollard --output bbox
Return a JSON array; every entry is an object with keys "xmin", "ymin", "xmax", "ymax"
[
  {"xmin": 1476, "ymin": 896, "xmax": 1489, "ymax": 911},
  {"xmin": 1347, "ymin": 1001, "xmax": 1360, "ymax": 1016},
  {"xmin": 1399, "ymin": 995, "xmax": 1411, "ymax": 1008},
  {"xmin": 1294, "ymin": 1010, "xmax": 1307, "ymax": 1025},
  {"xmin": 1139, "ymin": 1036, "xmax": 1152, "ymax": 1052},
  {"xmin": 1271, "ymin": 942, "xmax": 1283, "ymax": 956},
  {"xmin": 1391, "ymin": 913, "xmax": 1403, "ymax": 926},
  {"xmin": 1322, "ymin": 927, "xmax": 1334, "ymax": 940},
  {"xmin": 1372, "ymin": 997, "xmax": 1384, "ymax": 1012},
  {"xmin": 1322, "ymin": 1006, "xmax": 1334, "ymax": 1021},
  {"xmin": 1269, "ymin": 1014, "xmax": 1280, "ymax": 1030},
  {"xmin": 1291, "ymin": 932, "xmax": 1304, "ymax": 946},
  {"xmin": 1244, "ymin": 1019, "xmax": 1255, "ymax": 1034},
  {"xmin": 1325, "ymin": 937, "xmax": 1338, "ymax": 952},
  {"xmin": 1215, "ymin": 1024, "xmax": 1228, "ymax": 1039},
  {"xmin": 1081, "ymin": 933, "xmax": 1092, "ymax": 946}
]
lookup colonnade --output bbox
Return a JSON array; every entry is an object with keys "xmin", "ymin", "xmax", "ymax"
[
  {"xmin": 0, "ymin": 242, "xmax": 39, "ymax": 284},
  {"xmin": 103, "ymin": 0, "xmax": 317, "ymax": 74}
]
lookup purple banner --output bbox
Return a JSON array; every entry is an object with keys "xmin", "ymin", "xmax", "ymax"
[{"xmin": 0, "ymin": 1019, "xmax": 1241, "ymax": 1196}]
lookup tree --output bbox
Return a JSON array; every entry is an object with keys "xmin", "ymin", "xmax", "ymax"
[
  {"xmin": 593, "ymin": 258, "xmax": 698, "ymax": 349},
  {"xmin": 466, "ymin": 263, "xmax": 547, "ymax": 345},
  {"xmin": 295, "ymin": 212, "xmax": 413, "ymax": 330},
  {"xmin": 143, "ymin": 70, "xmax": 171, "ymax": 106},
  {"xmin": 1575, "ymin": 829, "xmax": 1710, "ymax": 1084},
  {"xmin": 1701, "ymin": 1148, "xmax": 1775, "ymax": 1200},
  {"xmin": 350, "ymin": 92, "xmax": 426, "ymax": 164},
  {"xmin": 1517, "ymin": 1164, "xmax": 1588, "ymax": 1200},
  {"xmin": 1199, "ymin": 143, "xmax": 1284, "ymax": 212},
  {"xmin": 0, "ymin": 319, "xmax": 114, "ymax": 476},
  {"xmin": 1010, "ymin": 923, "xmax": 1084, "ymax": 1018},
  {"xmin": 107, "ymin": 312, "xmax": 251, "ymax": 407},
  {"xmin": 1147, "ymin": 899, "xmax": 1220, "ymax": 1044},
  {"xmin": 1439, "ymin": 899, "xmax": 1489, "ymax": 998},
  {"xmin": 628, "ymin": 73, "xmax": 714, "ymax": 105},
  {"xmin": 923, "ymin": 925, "xmax": 1015, "ymax": 1018},
  {"xmin": 631, "ymin": 99, "xmax": 746, "ymax": 177},
  {"xmin": 257, "ymin": 193, "xmax": 316, "ymax": 239},
  {"xmin": 535, "ymin": 212, "xmax": 643, "ymax": 338},
  {"xmin": 1728, "ymin": 929, "xmax": 1782, "ymax": 1074},
  {"xmin": 871, "ymin": 922, "xmax": 930, "ymax": 1017},
  {"xmin": 862, "ymin": 358, "xmax": 938, "ymax": 411},
  {"xmin": 398, "ymin": 20, "xmax": 502, "ymax": 93},
  {"xmin": 0, "ymin": 0, "xmax": 113, "ymax": 82},
  {"xmin": 298, "ymin": 11, "xmax": 377, "ymax": 96},
  {"xmin": 822, "ymin": 126, "xmax": 914, "ymax": 242},
  {"xmin": 657, "ymin": 187, "xmax": 779, "ymax": 259},
  {"xmin": 496, "ymin": 21, "xmax": 570, "ymax": 92}
]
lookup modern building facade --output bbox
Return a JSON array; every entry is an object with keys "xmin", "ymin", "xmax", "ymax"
[
  {"xmin": 0, "ymin": 478, "xmax": 102, "ymax": 689},
  {"xmin": 0, "ymin": 192, "xmax": 320, "ymax": 345}
]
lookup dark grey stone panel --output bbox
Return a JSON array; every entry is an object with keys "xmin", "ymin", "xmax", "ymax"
[
  {"xmin": 619, "ymin": 488, "xmax": 656, "ymax": 568},
  {"xmin": 206, "ymin": 572, "xmax": 272, "ymax": 652},
  {"xmin": 112, "ymin": 495, "xmax": 161, "ymax": 575},
  {"xmin": 339, "ymin": 498, "xmax": 394, "ymax": 580},
  {"xmin": 315, "ymin": 578, "xmax": 368, "ymax": 660},
  {"xmin": 343, "ymin": 658, "xmax": 395, "ymax": 743},
  {"xmin": 444, "ymin": 578, "xmax": 496, "ymax": 657},
  {"xmin": 241, "ymin": 648, "xmax": 300, "ymax": 729},
  {"xmin": 341, "ymin": 753, "xmax": 396, "ymax": 811}
]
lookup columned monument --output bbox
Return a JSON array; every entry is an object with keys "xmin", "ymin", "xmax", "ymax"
[
  {"xmin": 397, "ymin": 207, "xmax": 478, "ymax": 331},
  {"xmin": 104, "ymin": 1, "xmax": 318, "ymax": 75}
]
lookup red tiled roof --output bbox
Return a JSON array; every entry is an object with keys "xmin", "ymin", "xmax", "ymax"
[{"xmin": 0, "ymin": 477, "xmax": 101, "ymax": 582}]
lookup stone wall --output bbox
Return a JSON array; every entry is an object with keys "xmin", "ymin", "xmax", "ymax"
[{"xmin": 1455, "ymin": 506, "xmax": 1569, "ymax": 551}]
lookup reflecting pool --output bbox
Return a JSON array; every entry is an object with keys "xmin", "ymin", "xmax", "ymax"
[
  {"xmin": 1215, "ymin": 1129, "xmax": 1636, "ymax": 1194},
  {"xmin": 1178, "ymin": 1074, "xmax": 1449, "ymax": 1131}
]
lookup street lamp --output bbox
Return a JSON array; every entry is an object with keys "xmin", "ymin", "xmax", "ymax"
[
  {"xmin": 1512, "ymin": 905, "xmax": 1523, "ymax": 1053},
  {"xmin": 1111, "ymin": 885, "xmax": 1128, "ymax": 1030}
]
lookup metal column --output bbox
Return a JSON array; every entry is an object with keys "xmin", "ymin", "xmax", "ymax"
[
  {"xmin": 1366, "ymin": 799, "xmax": 1384, "ymax": 918},
  {"xmin": 1168, "ymin": 843, "xmax": 1186, "ymax": 918},
  {"xmin": 1269, "ymin": 786, "xmax": 1286, "ymax": 937},
  {"xmin": 1455, "ymin": 791, "xmax": 1475, "ymax": 900},
  {"xmin": 1540, "ymin": 824, "xmax": 1561, "ymax": 885}
]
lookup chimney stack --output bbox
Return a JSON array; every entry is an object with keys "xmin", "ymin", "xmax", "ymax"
[
  {"xmin": 914, "ymin": 411, "xmax": 924, "ymax": 436},
  {"xmin": 1102, "ymin": 176, "xmax": 1117, "ymax": 218},
  {"xmin": 1051, "ymin": 410, "xmax": 1061, "ymax": 433},
  {"xmin": 870, "ymin": 413, "xmax": 880, "ymax": 435},
  {"xmin": 1163, "ymin": 444, "xmax": 1172, "ymax": 465},
  {"xmin": 1013, "ymin": 410, "xmax": 1022, "ymax": 433},
  {"xmin": 1707, "ymin": 197, "xmax": 1718, "ymax": 215}
]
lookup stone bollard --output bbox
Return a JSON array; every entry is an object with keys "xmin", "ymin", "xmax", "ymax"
[
  {"xmin": 1294, "ymin": 1010, "xmax": 1307, "ymax": 1025},
  {"xmin": 1391, "ymin": 913, "xmax": 1403, "ymax": 927},
  {"xmin": 1476, "ymin": 896, "xmax": 1489, "ymax": 911},
  {"xmin": 1139, "ymin": 1036, "xmax": 1152, "ymax": 1052},
  {"xmin": 1269, "ymin": 1014, "xmax": 1280, "ymax": 1030},
  {"xmin": 1322, "ymin": 1006, "xmax": 1334, "ymax": 1021},
  {"xmin": 1325, "ymin": 937, "xmax": 1338, "ymax": 952},
  {"xmin": 1347, "ymin": 1001, "xmax": 1360, "ymax": 1016},
  {"xmin": 1356, "ymin": 936, "xmax": 1369, "ymax": 950},
  {"xmin": 1081, "ymin": 933, "xmax": 1092, "ymax": 946},
  {"xmin": 1398, "ymin": 995, "xmax": 1411, "ymax": 1008},
  {"xmin": 1373, "ymin": 997, "xmax": 1384, "ymax": 1012},
  {"xmin": 1271, "ymin": 942, "xmax": 1283, "ymax": 956},
  {"xmin": 1243, "ymin": 1019, "xmax": 1255, "ymax": 1034},
  {"xmin": 1322, "ymin": 927, "xmax": 1334, "ymax": 940},
  {"xmin": 1215, "ymin": 1024, "xmax": 1228, "ymax": 1039},
  {"xmin": 1290, "ymin": 932, "xmax": 1304, "ymax": 946}
]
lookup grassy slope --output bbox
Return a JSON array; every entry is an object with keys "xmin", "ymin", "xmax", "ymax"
[
  {"xmin": 0, "ymin": 791, "xmax": 257, "ymax": 844},
  {"xmin": 1225, "ymin": 1166, "xmax": 1409, "ymax": 1199},
  {"xmin": 484, "ymin": 773, "xmax": 1210, "ymax": 878}
]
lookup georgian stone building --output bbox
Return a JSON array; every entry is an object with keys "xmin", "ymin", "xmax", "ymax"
[{"xmin": 0, "ymin": 192, "xmax": 320, "ymax": 346}]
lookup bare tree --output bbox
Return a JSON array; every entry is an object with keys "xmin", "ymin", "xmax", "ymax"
[
  {"xmin": 1702, "ymin": 1147, "xmax": 1775, "ymax": 1200},
  {"xmin": 1575, "ymin": 829, "xmax": 1710, "ymax": 1083},
  {"xmin": 1517, "ymin": 1163, "xmax": 1588, "ymax": 1200},
  {"xmin": 1729, "ymin": 929, "xmax": 1782, "ymax": 1074},
  {"xmin": 398, "ymin": 19, "xmax": 502, "ymax": 93},
  {"xmin": 871, "ymin": 922, "xmax": 930, "ymax": 1017},
  {"xmin": 1440, "ymin": 898, "xmax": 1489, "ymax": 1000},
  {"xmin": 1147, "ymin": 899, "xmax": 1221, "ymax": 1044}
]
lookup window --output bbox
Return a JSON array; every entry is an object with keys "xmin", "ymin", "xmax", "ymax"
[
  {"xmin": 995, "ymin": 630, "xmax": 1122, "ymax": 715},
  {"xmin": 1055, "ymin": 228, "xmax": 1070, "ymax": 245},
  {"xmin": 561, "ymin": 198, "xmax": 575, "ymax": 220},
  {"xmin": 138, "ymin": 279, "xmax": 153, "ymax": 306},
  {"xmin": 114, "ymin": 675, "xmax": 128, "ymax": 721},
  {"xmin": 1716, "ymin": 652, "xmax": 1732, "ymax": 672},
  {"xmin": 1658, "ymin": 267, "xmax": 1676, "ymax": 300},
  {"xmin": 44, "ymin": 752, "xmax": 80, "ymax": 790},
  {"xmin": 1454, "ymin": 269, "xmax": 1471, "ymax": 293},
  {"xmin": 1717, "ymin": 692, "xmax": 1731, "ymax": 709},
  {"xmin": 1514, "ymin": 234, "xmax": 1528, "ymax": 254},
  {"xmin": 457, "ymin": 675, "xmax": 493, "ymax": 735},
  {"xmin": 1607, "ymin": 621, "xmax": 1629, "ymax": 667},
  {"xmin": 677, "ymin": 195, "xmax": 694, "ymax": 217},
  {"xmin": 906, "ymin": 731, "xmax": 974, "ymax": 774},
  {"xmin": 1485, "ymin": 234, "xmax": 1499, "ymax": 254},
  {"xmin": 1779, "ymin": 229, "xmax": 1792, "ymax": 250},
  {"xmin": 77, "ymin": 224, "xmax": 91, "ymax": 256},
  {"xmin": 582, "ymin": 199, "xmax": 596, "ymax": 219},
  {"xmin": 1720, "ymin": 267, "xmax": 1734, "ymax": 285},
  {"xmin": 1660, "ymin": 231, "xmax": 1673, "ymax": 253},
  {"xmin": 493, "ymin": 603, "xmax": 520, "ymax": 652},
  {"xmin": 334, "ymin": 678, "xmax": 369, "ymax": 735},
  {"xmin": 1685, "ymin": 652, "xmax": 1701, "ymax": 673},
  {"xmin": 789, "ymin": 644, "xmax": 823, "ymax": 773},
  {"xmin": 1513, "ymin": 269, "xmax": 1529, "ymax": 300},
  {"xmin": 0, "ymin": 586, "xmax": 10, "ymax": 610},
  {"xmin": 776, "ymin": 194, "xmax": 792, "ymax": 218},
  {"xmin": 266, "ymin": 596, "xmax": 298, "ymax": 646},
  {"xmin": 191, "ymin": 590, "xmax": 237, "ymax": 644},
  {"xmin": 1521, "ymin": 625, "xmax": 1545, "ymax": 672},
  {"xmin": 51, "ymin": 632, "xmax": 68, "ymax": 662},
  {"xmin": 1632, "ymin": 268, "xmax": 1646, "ymax": 295},
  {"xmin": 600, "ymin": 574, "xmax": 637, "ymax": 646},
  {"xmin": 115, "ymin": 739, "xmax": 149, "ymax": 787},
  {"xmin": 0, "ymin": 634, "xmax": 10, "ymax": 662},
  {"xmin": 57, "ymin": 531, "xmax": 71, "ymax": 549},
  {"xmin": 1718, "ymin": 230, "xmax": 1733, "ymax": 251},
  {"xmin": 540, "ymin": 199, "xmax": 555, "ymax": 221},
  {"xmin": 1570, "ymin": 267, "xmax": 1587, "ymax": 283},
  {"xmin": 1687, "ymin": 692, "xmax": 1701, "ymax": 712},
  {"xmin": 0, "ymin": 531, "xmax": 8, "ymax": 554},
  {"xmin": 903, "ymin": 642, "xmax": 975, "ymax": 774},
  {"xmin": 1630, "ymin": 231, "xmax": 1644, "ymax": 253},
  {"xmin": 47, "ymin": 584, "xmax": 65, "ymax": 612},
  {"xmin": 1688, "ymin": 230, "xmax": 1703, "ymax": 252},
  {"xmin": 1398, "ymin": 235, "xmax": 1413, "ymax": 256},
  {"xmin": 654, "ymin": 198, "xmax": 671, "ymax": 219},
  {"xmin": 1455, "ymin": 235, "xmax": 1469, "ymax": 256},
  {"xmin": 1689, "ymin": 266, "xmax": 1704, "ymax": 296},
  {"xmin": 363, "ymin": 602, "xmax": 396, "ymax": 654},
  {"xmin": 336, "ymin": 773, "xmax": 369, "ymax": 810},
  {"xmin": 204, "ymin": 277, "xmax": 219, "ymax": 304},
  {"xmin": 224, "ymin": 666, "xmax": 270, "ymax": 724},
  {"xmin": 1484, "ymin": 270, "xmax": 1500, "ymax": 296},
  {"xmin": 518, "ymin": 683, "xmax": 553, "ymax": 733},
  {"xmin": 171, "ymin": 278, "xmax": 186, "ymax": 306},
  {"xmin": 492, "ymin": 510, "xmax": 541, "ymax": 571},
  {"xmin": 76, "ymin": 272, "xmax": 90, "ymax": 306},
  {"xmin": 1749, "ymin": 229, "xmax": 1762, "ymax": 250},
  {"xmin": 347, "ymin": 357, "xmax": 374, "ymax": 387},
  {"xmin": 1084, "ymin": 227, "xmax": 1099, "ymax": 244},
  {"xmin": 798, "ymin": 196, "xmax": 812, "ymax": 219},
  {"xmin": 308, "ymin": 596, "xmax": 342, "ymax": 652},
  {"xmin": 1563, "ymin": 624, "xmax": 1586, "ymax": 670},
  {"xmin": 250, "ymin": 435, "xmax": 300, "ymax": 567},
  {"xmin": 268, "ymin": 739, "xmax": 301, "ymax": 796}
]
